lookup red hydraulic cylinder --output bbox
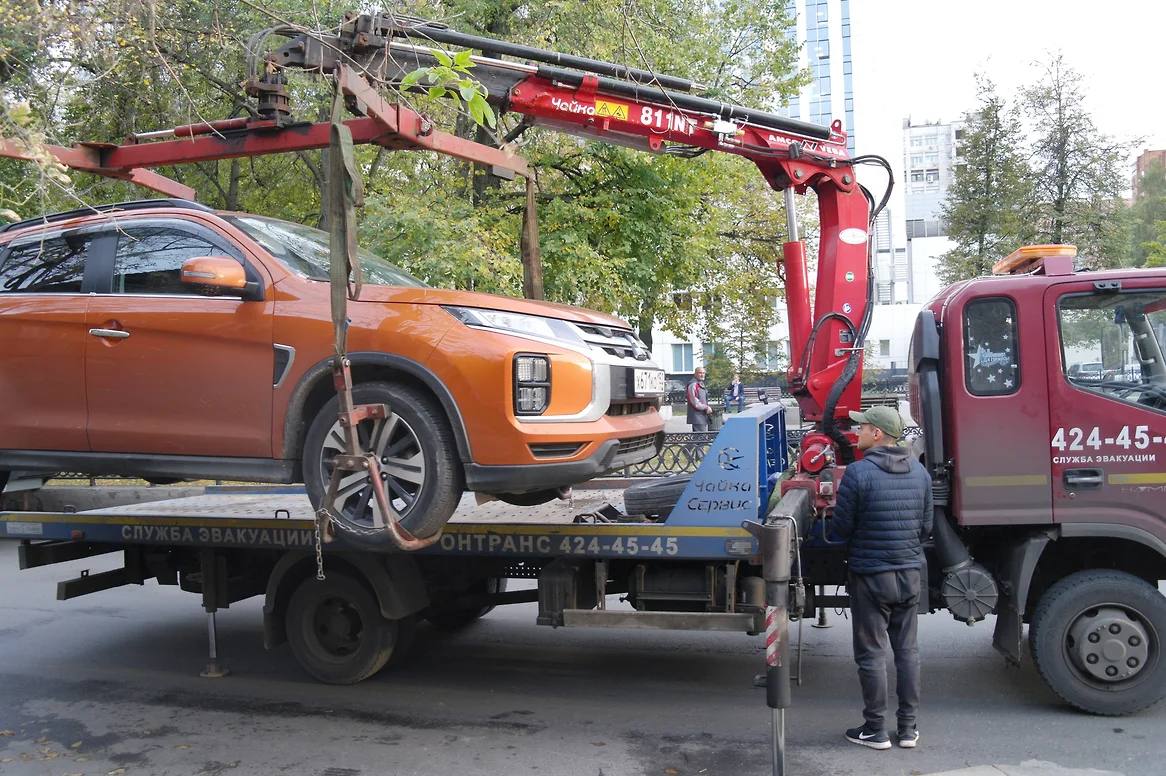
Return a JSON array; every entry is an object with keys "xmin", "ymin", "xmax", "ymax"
[{"xmin": 782, "ymin": 238, "xmax": 811, "ymax": 383}]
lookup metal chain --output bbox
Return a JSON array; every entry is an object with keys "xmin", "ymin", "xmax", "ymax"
[{"xmin": 313, "ymin": 508, "xmax": 328, "ymax": 581}]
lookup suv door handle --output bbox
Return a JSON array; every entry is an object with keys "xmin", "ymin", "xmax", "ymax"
[
  {"xmin": 1063, "ymin": 468, "xmax": 1104, "ymax": 489},
  {"xmin": 89, "ymin": 328, "xmax": 130, "ymax": 339}
]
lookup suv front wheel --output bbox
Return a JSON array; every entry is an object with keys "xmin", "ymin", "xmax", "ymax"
[{"xmin": 303, "ymin": 381, "xmax": 462, "ymax": 539}]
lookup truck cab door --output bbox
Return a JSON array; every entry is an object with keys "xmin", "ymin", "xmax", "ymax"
[
  {"xmin": 1045, "ymin": 280, "xmax": 1166, "ymax": 535},
  {"xmin": 950, "ymin": 293, "xmax": 1053, "ymax": 525}
]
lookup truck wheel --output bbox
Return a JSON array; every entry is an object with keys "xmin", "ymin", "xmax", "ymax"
[
  {"xmin": 303, "ymin": 382, "xmax": 462, "ymax": 540},
  {"xmin": 286, "ymin": 573, "xmax": 402, "ymax": 684},
  {"xmin": 427, "ymin": 577, "xmax": 508, "ymax": 630},
  {"xmin": 623, "ymin": 474, "xmax": 691, "ymax": 518},
  {"xmin": 1030, "ymin": 570, "xmax": 1166, "ymax": 715}
]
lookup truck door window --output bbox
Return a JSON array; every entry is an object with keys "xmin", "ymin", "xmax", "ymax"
[
  {"xmin": 964, "ymin": 297, "xmax": 1019, "ymax": 396},
  {"xmin": 1058, "ymin": 290, "xmax": 1166, "ymax": 413},
  {"xmin": 0, "ymin": 233, "xmax": 92, "ymax": 293}
]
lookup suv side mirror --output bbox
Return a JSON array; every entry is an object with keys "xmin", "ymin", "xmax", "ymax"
[{"xmin": 180, "ymin": 256, "xmax": 261, "ymax": 300}]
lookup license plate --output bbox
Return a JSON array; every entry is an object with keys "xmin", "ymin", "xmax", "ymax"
[{"xmin": 632, "ymin": 368, "xmax": 666, "ymax": 396}]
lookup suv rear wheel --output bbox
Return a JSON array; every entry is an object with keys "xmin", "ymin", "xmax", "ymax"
[{"xmin": 303, "ymin": 382, "xmax": 462, "ymax": 539}]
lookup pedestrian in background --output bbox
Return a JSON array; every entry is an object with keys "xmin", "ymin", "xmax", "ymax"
[
  {"xmin": 728, "ymin": 373, "xmax": 745, "ymax": 413},
  {"xmin": 686, "ymin": 367, "xmax": 712, "ymax": 431},
  {"xmin": 833, "ymin": 405, "xmax": 933, "ymax": 751}
]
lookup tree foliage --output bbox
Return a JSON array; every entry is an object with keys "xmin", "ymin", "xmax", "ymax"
[
  {"xmin": 941, "ymin": 58, "xmax": 1137, "ymax": 282},
  {"xmin": 1131, "ymin": 159, "xmax": 1166, "ymax": 268},
  {"xmin": 1, "ymin": 0, "xmax": 808, "ymax": 354},
  {"xmin": 937, "ymin": 76, "xmax": 1032, "ymax": 284},
  {"xmin": 1022, "ymin": 55, "xmax": 1133, "ymax": 268}
]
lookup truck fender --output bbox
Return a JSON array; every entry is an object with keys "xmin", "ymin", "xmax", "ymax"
[
  {"xmin": 1059, "ymin": 522, "xmax": 1166, "ymax": 558},
  {"xmin": 262, "ymin": 551, "xmax": 430, "ymax": 649},
  {"xmin": 991, "ymin": 531, "xmax": 1053, "ymax": 664}
]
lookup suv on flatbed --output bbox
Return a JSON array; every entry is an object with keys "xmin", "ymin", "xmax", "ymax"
[{"xmin": 0, "ymin": 199, "xmax": 665, "ymax": 536}]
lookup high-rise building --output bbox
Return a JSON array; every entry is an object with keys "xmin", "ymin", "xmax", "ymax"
[
  {"xmin": 902, "ymin": 117, "xmax": 963, "ymax": 304},
  {"xmin": 781, "ymin": 0, "xmax": 856, "ymax": 156}
]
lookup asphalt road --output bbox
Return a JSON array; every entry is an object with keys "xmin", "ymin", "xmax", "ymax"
[{"xmin": 0, "ymin": 540, "xmax": 1161, "ymax": 776}]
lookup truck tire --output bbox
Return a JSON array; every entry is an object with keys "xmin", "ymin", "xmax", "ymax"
[
  {"xmin": 286, "ymin": 573, "xmax": 404, "ymax": 684},
  {"xmin": 303, "ymin": 382, "xmax": 462, "ymax": 540},
  {"xmin": 1030, "ymin": 569, "xmax": 1166, "ymax": 715},
  {"xmin": 623, "ymin": 474, "xmax": 691, "ymax": 518},
  {"xmin": 427, "ymin": 577, "xmax": 508, "ymax": 630}
]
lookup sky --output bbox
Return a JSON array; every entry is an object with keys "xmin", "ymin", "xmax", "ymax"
[{"xmin": 848, "ymin": 1, "xmax": 1166, "ymax": 171}]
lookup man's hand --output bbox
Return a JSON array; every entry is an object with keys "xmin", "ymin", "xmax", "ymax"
[{"xmin": 706, "ymin": 407, "xmax": 713, "ymax": 415}]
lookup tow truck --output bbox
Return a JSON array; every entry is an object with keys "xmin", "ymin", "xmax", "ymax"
[{"xmin": 1, "ymin": 11, "xmax": 1165, "ymax": 751}]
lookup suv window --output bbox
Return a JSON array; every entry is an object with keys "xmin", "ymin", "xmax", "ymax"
[
  {"xmin": 1058, "ymin": 290, "xmax": 1166, "ymax": 413},
  {"xmin": 113, "ymin": 225, "xmax": 235, "ymax": 295},
  {"xmin": 0, "ymin": 232, "xmax": 93, "ymax": 293},
  {"xmin": 963, "ymin": 297, "xmax": 1019, "ymax": 396}
]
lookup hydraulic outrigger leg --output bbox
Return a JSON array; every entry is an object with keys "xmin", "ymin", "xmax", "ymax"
[{"xmin": 744, "ymin": 508, "xmax": 798, "ymax": 774}]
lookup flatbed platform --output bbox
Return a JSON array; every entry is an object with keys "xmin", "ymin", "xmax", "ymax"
[{"xmin": 0, "ymin": 488, "xmax": 757, "ymax": 561}]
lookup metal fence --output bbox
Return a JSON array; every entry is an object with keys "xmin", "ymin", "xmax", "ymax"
[{"xmin": 616, "ymin": 426, "xmax": 922, "ymax": 477}]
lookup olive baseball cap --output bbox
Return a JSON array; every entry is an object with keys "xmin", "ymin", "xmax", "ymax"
[{"xmin": 848, "ymin": 406, "xmax": 904, "ymax": 439}]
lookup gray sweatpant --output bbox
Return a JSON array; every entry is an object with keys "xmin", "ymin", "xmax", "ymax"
[{"xmin": 848, "ymin": 568, "xmax": 921, "ymax": 731}]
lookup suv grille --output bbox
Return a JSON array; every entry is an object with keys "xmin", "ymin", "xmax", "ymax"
[
  {"xmin": 616, "ymin": 433, "xmax": 659, "ymax": 457},
  {"xmin": 575, "ymin": 324, "xmax": 652, "ymax": 361}
]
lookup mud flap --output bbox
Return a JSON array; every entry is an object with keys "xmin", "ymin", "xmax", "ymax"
[{"xmin": 991, "ymin": 532, "xmax": 1052, "ymax": 664}]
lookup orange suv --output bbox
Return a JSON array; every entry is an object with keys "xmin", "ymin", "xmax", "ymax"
[{"xmin": 0, "ymin": 199, "xmax": 665, "ymax": 536}]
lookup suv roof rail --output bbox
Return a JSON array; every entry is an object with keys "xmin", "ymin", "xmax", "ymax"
[{"xmin": 0, "ymin": 198, "xmax": 214, "ymax": 235}]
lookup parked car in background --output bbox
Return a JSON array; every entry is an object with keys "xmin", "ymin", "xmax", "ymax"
[
  {"xmin": 0, "ymin": 199, "xmax": 666, "ymax": 537},
  {"xmin": 1067, "ymin": 361, "xmax": 1106, "ymax": 383}
]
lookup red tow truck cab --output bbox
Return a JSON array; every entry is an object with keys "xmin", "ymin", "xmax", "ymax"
[{"xmin": 906, "ymin": 245, "xmax": 1166, "ymax": 714}]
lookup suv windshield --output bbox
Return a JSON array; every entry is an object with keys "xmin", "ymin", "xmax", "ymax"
[{"xmin": 228, "ymin": 215, "xmax": 427, "ymax": 288}]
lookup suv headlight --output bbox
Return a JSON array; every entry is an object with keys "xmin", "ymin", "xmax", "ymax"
[
  {"xmin": 443, "ymin": 306, "xmax": 584, "ymax": 346},
  {"xmin": 514, "ymin": 354, "xmax": 550, "ymax": 415}
]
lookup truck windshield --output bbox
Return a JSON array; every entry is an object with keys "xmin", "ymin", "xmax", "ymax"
[
  {"xmin": 1059, "ymin": 290, "xmax": 1166, "ymax": 412},
  {"xmin": 227, "ymin": 215, "xmax": 428, "ymax": 288}
]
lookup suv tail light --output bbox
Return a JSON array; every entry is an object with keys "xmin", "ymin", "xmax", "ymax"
[{"xmin": 514, "ymin": 355, "xmax": 550, "ymax": 415}]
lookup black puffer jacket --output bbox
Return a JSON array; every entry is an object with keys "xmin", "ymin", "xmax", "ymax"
[{"xmin": 832, "ymin": 444, "xmax": 933, "ymax": 574}]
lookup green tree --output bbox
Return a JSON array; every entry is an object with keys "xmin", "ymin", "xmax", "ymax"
[
  {"xmin": 1138, "ymin": 220, "xmax": 1166, "ymax": 268},
  {"xmin": 1130, "ymin": 159, "xmax": 1166, "ymax": 267},
  {"xmin": 937, "ymin": 76, "xmax": 1033, "ymax": 283},
  {"xmin": 699, "ymin": 261, "xmax": 782, "ymax": 376},
  {"xmin": 2, "ymin": 0, "xmax": 807, "ymax": 350},
  {"xmin": 1022, "ymin": 55, "xmax": 1133, "ymax": 268}
]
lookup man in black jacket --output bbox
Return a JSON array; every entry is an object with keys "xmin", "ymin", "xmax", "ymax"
[{"xmin": 833, "ymin": 405, "xmax": 933, "ymax": 750}]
